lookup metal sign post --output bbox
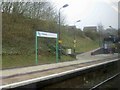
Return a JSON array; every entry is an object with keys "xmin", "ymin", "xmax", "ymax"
[
  {"xmin": 35, "ymin": 31, "xmax": 58, "ymax": 64},
  {"xmin": 35, "ymin": 32, "xmax": 38, "ymax": 64}
]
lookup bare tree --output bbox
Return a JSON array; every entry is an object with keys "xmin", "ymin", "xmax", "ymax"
[{"xmin": 1, "ymin": 1, "xmax": 66, "ymax": 27}]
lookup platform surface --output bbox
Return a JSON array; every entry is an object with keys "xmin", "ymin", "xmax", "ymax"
[{"xmin": 0, "ymin": 49, "xmax": 119, "ymax": 87}]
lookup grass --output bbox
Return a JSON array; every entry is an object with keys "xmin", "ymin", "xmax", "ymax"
[
  {"xmin": 76, "ymin": 38, "xmax": 99, "ymax": 52},
  {"xmin": 2, "ymin": 38, "xmax": 99, "ymax": 69},
  {"xmin": 2, "ymin": 54, "xmax": 75, "ymax": 69},
  {"xmin": 2, "ymin": 13, "xmax": 99, "ymax": 69},
  {"xmin": 62, "ymin": 35, "xmax": 99, "ymax": 53}
]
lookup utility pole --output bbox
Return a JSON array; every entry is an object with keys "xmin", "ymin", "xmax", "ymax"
[
  {"xmin": 73, "ymin": 20, "xmax": 81, "ymax": 53},
  {"xmin": 58, "ymin": 4, "xmax": 69, "ymax": 60}
]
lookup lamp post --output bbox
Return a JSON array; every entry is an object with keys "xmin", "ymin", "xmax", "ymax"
[
  {"xmin": 109, "ymin": 26, "xmax": 113, "ymax": 36},
  {"xmin": 58, "ymin": 4, "xmax": 69, "ymax": 60},
  {"xmin": 73, "ymin": 20, "xmax": 81, "ymax": 53},
  {"xmin": 109, "ymin": 26, "xmax": 116, "ymax": 41},
  {"xmin": 98, "ymin": 23, "xmax": 103, "ymax": 47}
]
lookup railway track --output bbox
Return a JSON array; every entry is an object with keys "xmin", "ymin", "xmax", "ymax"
[{"xmin": 89, "ymin": 72, "xmax": 120, "ymax": 90}]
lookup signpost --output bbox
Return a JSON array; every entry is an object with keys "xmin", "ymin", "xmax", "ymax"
[{"xmin": 35, "ymin": 31, "xmax": 58, "ymax": 64}]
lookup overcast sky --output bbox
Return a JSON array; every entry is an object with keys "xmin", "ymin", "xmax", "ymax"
[{"xmin": 50, "ymin": 0, "xmax": 119, "ymax": 30}]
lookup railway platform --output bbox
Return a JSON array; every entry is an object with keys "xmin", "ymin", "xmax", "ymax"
[{"xmin": 0, "ymin": 49, "xmax": 119, "ymax": 89}]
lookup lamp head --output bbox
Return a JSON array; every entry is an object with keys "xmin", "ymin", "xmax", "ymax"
[
  {"xmin": 77, "ymin": 20, "xmax": 81, "ymax": 22},
  {"xmin": 63, "ymin": 4, "xmax": 69, "ymax": 8}
]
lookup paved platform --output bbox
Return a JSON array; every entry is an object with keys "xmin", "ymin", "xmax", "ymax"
[
  {"xmin": 2, "ymin": 52, "xmax": 118, "ymax": 77},
  {"xmin": 0, "ymin": 49, "xmax": 119, "ymax": 87}
]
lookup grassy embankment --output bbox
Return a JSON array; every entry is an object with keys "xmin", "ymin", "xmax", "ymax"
[{"xmin": 2, "ymin": 13, "xmax": 99, "ymax": 69}]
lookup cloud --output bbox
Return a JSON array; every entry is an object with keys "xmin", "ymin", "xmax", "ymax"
[
  {"xmin": 103, "ymin": 0, "xmax": 119, "ymax": 13},
  {"xmin": 112, "ymin": 5, "xmax": 120, "ymax": 13}
]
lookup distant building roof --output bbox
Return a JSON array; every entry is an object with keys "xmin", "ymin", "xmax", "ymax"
[
  {"xmin": 69, "ymin": 26, "xmax": 76, "ymax": 29},
  {"xmin": 83, "ymin": 26, "xmax": 97, "ymax": 32}
]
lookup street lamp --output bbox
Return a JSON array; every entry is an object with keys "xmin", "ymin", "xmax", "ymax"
[
  {"xmin": 109, "ymin": 26, "xmax": 113, "ymax": 36},
  {"xmin": 73, "ymin": 20, "xmax": 81, "ymax": 53},
  {"xmin": 109, "ymin": 26, "xmax": 112, "ymax": 28},
  {"xmin": 58, "ymin": 4, "xmax": 69, "ymax": 60},
  {"xmin": 109, "ymin": 26, "xmax": 116, "ymax": 40}
]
